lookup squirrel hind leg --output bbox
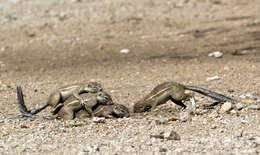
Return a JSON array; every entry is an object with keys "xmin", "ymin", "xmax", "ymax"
[{"xmin": 170, "ymin": 97, "xmax": 187, "ymax": 108}]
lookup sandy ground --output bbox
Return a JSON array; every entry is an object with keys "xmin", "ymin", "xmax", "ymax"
[{"xmin": 0, "ymin": 0, "xmax": 260, "ymax": 154}]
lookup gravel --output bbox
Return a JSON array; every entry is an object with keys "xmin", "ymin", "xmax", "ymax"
[{"xmin": 0, "ymin": 0, "xmax": 260, "ymax": 154}]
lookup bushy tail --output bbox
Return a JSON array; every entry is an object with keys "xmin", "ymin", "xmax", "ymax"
[
  {"xmin": 185, "ymin": 86, "xmax": 239, "ymax": 104},
  {"xmin": 16, "ymin": 82, "xmax": 30, "ymax": 114},
  {"xmin": 16, "ymin": 83, "xmax": 49, "ymax": 115}
]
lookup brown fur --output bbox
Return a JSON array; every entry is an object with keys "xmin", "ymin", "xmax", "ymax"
[
  {"xmin": 93, "ymin": 104, "xmax": 130, "ymax": 118},
  {"xmin": 134, "ymin": 81, "xmax": 238, "ymax": 113},
  {"xmin": 56, "ymin": 91, "xmax": 113, "ymax": 120}
]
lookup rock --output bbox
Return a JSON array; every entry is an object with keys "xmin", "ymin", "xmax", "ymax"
[
  {"xmin": 159, "ymin": 147, "xmax": 167, "ymax": 152},
  {"xmin": 211, "ymin": 125, "xmax": 217, "ymax": 129},
  {"xmin": 150, "ymin": 133, "xmax": 164, "ymax": 139},
  {"xmin": 0, "ymin": 61, "xmax": 6, "ymax": 68},
  {"xmin": 147, "ymin": 124, "xmax": 153, "ymax": 130},
  {"xmin": 241, "ymin": 149, "xmax": 258, "ymax": 154},
  {"xmin": 241, "ymin": 119, "xmax": 248, "ymax": 124},
  {"xmin": 239, "ymin": 94, "xmax": 246, "ymax": 99},
  {"xmin": 110, "ymin": 90, "xmax": 116, "ymax": 93},
  {"xmin": 240, "ymin": 93, "xmax": 259, "ymax": 101},
  {"xmin": 24, "ymin": 29, "xmax": 36, "ymax": 37},
  {"xmin": 59, "ymin": 12, "xmax": 67, "ymax": 21},
  {"xmin": 254, "ymin": 136, "xmax": 260, "ymax": 145},
  {"xmin": 193, "ymin": 108, "xmax": 209, "ymax": 115},
  {"xmin": 223, "ymin": 137, "xmax": 231, "ymax": 143},
  {"xmin": 206, "ymin": 76, "xmax": 221, "ymax": 81},
  {"xmin": 208, "ymin": 51, "xmax": 223, "ymax": 58},
  {"xmin": 71, "ymin": 0, "xmax": 81, "ymax": 3},
  {"xmin": 0, "ymin": 47, "xmax": 5, "ymax": 53},
  {"xmin": 150, "ymin": 130, "xmax": 180, "ymax": 141},
  {"xmin": 208, "ymin": 111, "xmax": 219, "ymax": 118},
  {"xmin": 120, "ymin": 49, "xmax": 129, "ymax": 54},
  {"xmin": 180, "ymin": 111, "xmax": 192, "ymax": 122},
  {"xmin": 20, "ymin": 125, "xmax": 28, "ymax": 129},
  {"xmin": 247, "ymin": 104, "xmax": 260, "ymax": 110},
  {"xmin": 92, "ymin": 117, "xmax": 106, "ymax": 123},
  {"xmin": 224, "ymin": 66, "xmax": 230, "ymax": 70},
  {"xmin": 38, "ymin": 124, "xmax": 46, "ymax": 130},
  {"xmin": 219, "ymin": 102, "xmax": 233, "ymax": 113},
  {"xmin": 219, "ymin": 151, "xmax": 233, "ymax": 155},
  {"xmin": 230, "ymin": 109, "xmax": 237, "ymax": 114},
  {"xmin": 10, "ymin": 0, "xmax": 21, "ymax": 4},
  {"xmin": 163, "ymin": 130, "xmax": 181, "ymax": 140},
  {"xmin": 235, "ymin": 102, "xmax": 245, "ymax": 110},
  {"xmin": 155, "ymin": 118, "xmax": 169, "ymax": 125},
  {"xmin": 0, "ymin": 82, "xmax": 8, "ymax": 91},
  {"xmin": 168, "ymin": 116, "xmax": 180, "ymax": 121},
  {"xmin": 83, "ymin": 145, "xmax": 100, "ymax": 153},
  {"xmin": 233, "ymin": 131, "xmax": 242, "ymax": 138},
  {"xmin": 232, "ymin": 49, "xmax": 249, "ymax": 56}
]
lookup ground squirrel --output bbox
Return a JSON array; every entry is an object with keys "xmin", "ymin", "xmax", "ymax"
[
  {"xmin": 55, "ymin": 91, "xmax": 113, "ymax": 120},
  {"xmin": 92, "ymin": 103, "xmax": 130, "ymax": 118},
  {"xmin": 30, "ymin": 82, "xmax": 103, "ymax": 115},
  {"xmin": 134, "ymin": 81, "xmax": 239, "ymax": 113}
]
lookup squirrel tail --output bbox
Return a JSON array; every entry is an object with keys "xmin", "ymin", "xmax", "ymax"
[
  {"xmin": 16, "ymin": 82, "xmax": 30, "ymax": 114},
  {"xmin": 185, "ymin": 86, "xmax": 239, "ymax": 104},
  {"xmin": 17, "ymin": 82, "xmax": 49, "ymax": 115}
]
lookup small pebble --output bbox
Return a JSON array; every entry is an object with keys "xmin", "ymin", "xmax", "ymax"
[
  {"xmin": 180, "ymin": 111, "xmax": 192, "ymax": 122},
  {"xmin": 0, "ymin": 47, "xmax": 5, "ymax": 53},
  {"xmin": 219, "ymin": 102, "xmax": 233, "ymax": 113},
  {"xmin": 206, "ymin": 76, "xmax": 221, "ymax": 81},
  {"xmin": 20, "ymin": 125, "xmax": 28, "ymax": 129},
  {"xmin": 254, "ymin": 136, "xmax": 260, "ymax": 145},
  {"xmin": 235, "ymin": 102, "xmax": 245, "ymax": 110},
  {"xmin": 241, "ymin": 119, "xmax": 248, "ymax": 124},
  {"xmin": 110, "ymin": 90, "xmax": 116, "ymax": 93},
  {"xmin": 211, "ymin": 125, "xmax": 217, "ymax": 129},
  {"xmin": 223, "ymin": 137, "xmax": 231, "ymax": 143},
  {"xmin": 163, "ymin": 130, "xmax": 181, "ymax": 140},
  {"xmin": 232, "ymin": 49, "xmax": 249, "ymax": 56},
  {"xmin": 150, "ymin": 130, "xmax": 180, "ymax": 141},
  {"xmin": 224, "ymin": 66, "xmax": 230, "ymax": 70},
  {"xmin": 120, "ymin": 49, "xmax": 129, "ymax": 54},
  {"xmin": 230, "ymin": 109, "xmax": 237, "ymax": 114},
  {"xmin": 155, "ymin": 118, "xmax": 168, "ymax": 125},
  {"xmin": 0, "ymin": 61, "xmax": 6, "ymax": 68},
  {"xmin": 248, "ymin": 104, "xmax": 260, "ymax": 110},
  {"xmin": 208, "ymin": 111, "xmax": 219, "ymax": 118},
  {"xmin": 71, "ymin": 0, "xmax": 81, "ymax": 2},
  {"xmin": 233, "ymin": 131, "xmax": 242, "ymax": 138},
  {"xmin": 208, "ymin": 51, "xmax": 223, "ymax": 58},
  {"xmin": 147, "ymin": 124, "xmax": 153, "ymax": 130},
  {"xmin": 92, "ymin": 117, "xmax": 106, "ymax": 123},
  {"xmin": 159, "ymin": 147, "xmax": 167, "ymax": 152},
  {"xmin": 24, "ymin": 29, "xmax": 36, "ymax": 37},
  {"xmin": 59, "ymin": 12, "xmax": 67, "ymax": 21}
]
